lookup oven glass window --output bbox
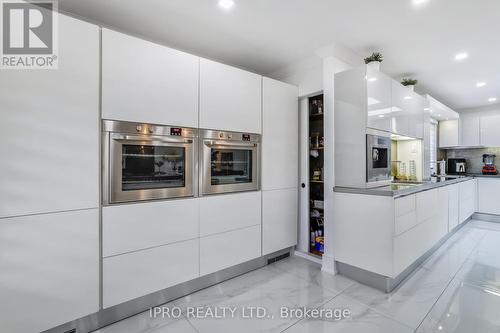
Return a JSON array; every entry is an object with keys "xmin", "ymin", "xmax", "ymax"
[
  {"xmin": 122, "ymin": 145, "xmax": 185, "ymax": 191},
  {"xmin": 211, "ymin": 149, "xmax": 253, "ymax": 185},
  {"xmin": 372, "ymin": 147, "xmax": 388, "ymax": 169}
]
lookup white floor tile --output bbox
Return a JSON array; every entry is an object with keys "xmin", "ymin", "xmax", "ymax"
[{"xmin": 416, "ymin": 279, "xmax": 500, "ymax": 333}]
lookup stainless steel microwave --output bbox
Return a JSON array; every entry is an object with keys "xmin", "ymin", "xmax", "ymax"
[
  {"xmin": 102, "ymin": 120, "xmax": 198, "ymax": 204},
  {"xmin": 366, "ymin": 133, "xmax": 392, "ymax": 184},
  {"xmin": 200, "ymin": 129, "xmax": 260, "ymax": 196}
]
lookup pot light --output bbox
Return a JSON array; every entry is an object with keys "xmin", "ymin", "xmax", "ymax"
[
  {"xmin": 412, "ymin": 0, "xmax": 429, "ymax": 5},
  {"xmin": 454, "ymin": 52, "xmax": 468, "ymax": 61},
  {"xmin": 378, "ymin": 115, "xmax": 385, "ymax": 118},
  {"xmin": 218, "ymin": 0, "xmax": 234, "ymax": 10},
  {"xmin": 488, "ymin": 97, "xmax": 497, "ymax": 102},
  {"xmin": 476, "ymin": 82, "xmax": 487, "ymax": 87},
  {"xmin": 403, "ymin": 96, "xmax": 412, "ymax": 100}
]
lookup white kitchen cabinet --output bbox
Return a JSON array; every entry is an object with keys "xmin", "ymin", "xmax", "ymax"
[
  {"xmin": 459, "ymin": 180, "xmax": 476, "ymax": 223},
  {"xmin": 103, "ymin": 199, "xmax": 199, "ymax": 257},
  {"xmin": 448, "ymin": 184, "xmax": 460, "ymax": 231},
  {"xmin": 478, "ymin": 178, "xmax": 500, "ymax": 215},
  {"xmin": 438, "ymin": 120, "xmax": 459, "ymax": 148},
  {"xmin": 199, "ymin": 58, "xmax": 262, "ymax": 133},
  {"xmin": 200, "ymin": 225, "xmax": 261, "ymax": 276},
  {"xmin": 262, "ymin": 188, "xmax": 298, "ymax": 255},
  {"xmin": 437, "ymin": 186, "xmax": 450, "ymax": 239},
  {"xmin": 459, "ymin": 113, "xmax": 481, "ymax": 146},
  {"xmin": 0, "ymin": 209, "xmax": 99, "ymax": 333},
  {"xmin": 0, "ymin": 14, "xmax": 99, "ymax": 218},
  {"xmin": 391, "ymin": 81, "xmax": 424, "ymax": 139},
  {"xmin": 102, "ymin": 29, "xmax": 199, "ymax": 127},
  {"xmin": 394, "ymin": 195, "xmax": 417, "ymax": 236},
  {"xmin": 262, "ymin": 77, "xmax": 299, "ymax": 190},
  {"xmin": 366, "ymin": 67, "xmax": 393, "ymax": 133},
  {"xmin": 103, "ymin": 239, "xmax": 199, "ymax": 308},
  {"xmin": 199, "ymin": 191, "xmax": 261, "ymax": 237},
  {"xmin": 480, "ymin": 114, "xmax": 500, "ymax": 147},
  {"xmin": 416, "ymin": 189, "xmax": 438, "ymax": 223}
]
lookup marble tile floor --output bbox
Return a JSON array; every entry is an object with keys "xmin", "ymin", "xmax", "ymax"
[{"xmin": 94, "ymin": 219, "xmax": 500, "ymax": 333}]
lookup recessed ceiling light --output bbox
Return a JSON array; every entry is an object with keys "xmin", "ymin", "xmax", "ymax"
[
  {"xmin": 404, "ymin": 96, "xmax": 412, "ymax": 100},
  {"xmin": 454, "ymin": 52, "xmax": 468, "ymax": 61},
  {"xmin": 438, "ymin": 114, "xmax": 442, "ymax": 117},
  {"xmin": 424, "ymin": 107, "xmax": 431, "ymax": 111},
  {"xmin": 378, "ymin": 115, "xmax": 385, "ymax": 118},
  {"xmin": 218, "ymin": 0, "xmax": 234, "ymax": 10},
  {"xmin": 412, "ymin": 0, "xmax": 429, "ymax": 5},
  {"xmin": 488, "ymin": 97, "xmax": 497, "ymax": 102},
  {"xmin": 367, "ymin": 77, "xmax": 377, "ymax": 82},
  {"xmin": 476, "ymin": 82, "xmax": 487, "ymax": 87}
]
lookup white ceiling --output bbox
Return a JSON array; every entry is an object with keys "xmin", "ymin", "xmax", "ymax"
[{"xmin": 59, "ymin": 0, "xmax": 500, "ymax": 110}]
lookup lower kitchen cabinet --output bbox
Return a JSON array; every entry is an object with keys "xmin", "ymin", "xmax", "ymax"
[
  {"xmin": 200, "ymin": 225, "xmax": 261, "ymax": 276},
  {"xmin": 478, "ymin": 178, "xmax": 500, "ymax": 215},
  {"xmin": 459, "ymin": 179, "xmax": 476, "ymax": 223},
  {"xmin": 103, "ymin": 239, "xmax": 199, "ymax": 308},
  {"xmin": 199, "ymin": 191, "xmax": 261, "ymax": 237},
  {"xmin": 0, "ymin": 209, "xmax": 99, "ymax": 333},
  {"xmin": 262, "ymin": 188, "xmax": 298, "ymax": 255},
  {"xmin": 448, "ymin": 184, "xmax": 460, "ymax": 230},
  {"xmin": 103, "ymin": 199, "xmax": 199, "ymax": 257}
]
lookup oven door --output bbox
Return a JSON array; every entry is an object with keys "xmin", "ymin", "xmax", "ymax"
[
  {"xmin": 202, "ymin": 140, "xmax": 260, "ymax": 195},
  {"xmin": 107, "ymin": 133, "xmax": 196, "ymax": 203}
]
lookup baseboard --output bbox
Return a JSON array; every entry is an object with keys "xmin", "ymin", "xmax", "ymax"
[
  {"xmin": 473, "ymin": 212, "xmax": 500, "ymax": 223},
  {"xmin": 43, "ymin": 247, "xmax": 293, "ymax": 333}
]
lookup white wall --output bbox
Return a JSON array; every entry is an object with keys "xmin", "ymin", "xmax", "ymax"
[
  {"xmin": 458, "ymin": 103, "xmax": 500, "ymax": 116},
  {"xmin": 269, "ymin": 55, "xmax": 323, "ymax": 97}
]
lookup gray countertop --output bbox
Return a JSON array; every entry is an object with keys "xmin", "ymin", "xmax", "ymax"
[
  {"xmin": 334, "ymin": 176, "xmax": 474, "ymax": 198},
  {"xmin": 467, "ymin": 173, "xmax": 500, "ymax": 178}
]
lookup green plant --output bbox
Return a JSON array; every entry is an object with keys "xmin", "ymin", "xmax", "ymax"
[
  {"xmin": 364, "ymin": 52, "xmax": 383, "ymax": 64},
  {"xmin": 401, "ymin": 78, "xmax": 418, "ymax": 86}
]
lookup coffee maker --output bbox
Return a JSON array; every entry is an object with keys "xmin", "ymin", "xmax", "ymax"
[{"xmin": 482, "ymin": 154, "xmax": 498, "ymax": 175}]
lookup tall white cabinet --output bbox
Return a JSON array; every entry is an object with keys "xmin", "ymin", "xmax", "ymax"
[
  {"xmin": 102, "ymin": 29, "xmax": 199, "ymax": 127},
  {"xmin": 200, "ymin": 59, "xmax": 262, "ymax": 133},
  {"xmin": 261, "ymin": 78, "xmax": 299, "ymax": 255},
  {"xmin": 0, "ymin": 14, "xmax": 100, "ymax": 333}
]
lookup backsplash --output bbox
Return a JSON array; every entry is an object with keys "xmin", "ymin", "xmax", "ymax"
[{"xmin": 445, "ymin": 147, "xmax": 500, "ymax": 174}]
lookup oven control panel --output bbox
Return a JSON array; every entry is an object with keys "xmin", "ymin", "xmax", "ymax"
[
  {"xmin": 170, "ymin": 128, "xmax": 182, "ymax": 136},
  {"xmin": 242, "ymin": 134, "xmax": 251, "ymax": 141}
]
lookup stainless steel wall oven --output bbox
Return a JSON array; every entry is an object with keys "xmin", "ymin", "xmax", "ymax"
[
  {"xmin": 200, "ymin": 129, "xmax": 260, "ymax": 195},
  {"xmin": 366, "ymin": 133, "xmax": 392, "ymax": 184},
  {"xmin": 102, "ymin": 120, "xmax": 198, "ymax": 204}
]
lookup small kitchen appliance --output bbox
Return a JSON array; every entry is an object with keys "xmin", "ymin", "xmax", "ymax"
[
  {"xmin": 482, "ymin": 154, "xmax": 498, "ymax": 175},
  {"xmin": 447, "ymin": 158, "xmax": 467, "ymax": 175}
]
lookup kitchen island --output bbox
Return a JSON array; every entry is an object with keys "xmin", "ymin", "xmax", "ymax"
[{"xmin": 332, "ymin": 177, "xmax": 477, "ymax": 292}]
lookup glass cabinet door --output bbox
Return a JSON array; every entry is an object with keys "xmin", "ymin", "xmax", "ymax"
[
  {"xmin": 121, "ymin": 144, "xmax": 185, "ymax": 191},
  {"xmin": 210, "ymin": 148, "xmax": 253, "ymax": 185}
]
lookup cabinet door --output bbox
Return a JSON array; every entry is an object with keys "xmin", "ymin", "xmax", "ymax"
[
  {"xmin": 459, "ymin": 114, "xmax": 481, "ymax": 146},
  {"xmin": 391, "ymin": 81, "xmax": 413, "ymax": 137},
  {"xmin": 480, "ymin": 114, "xmax": 500, "ymax": 147},
  {"xmin": 459, "ymin": 180, "xmax": 476, "ymax": 222},
  {"xmin": 0, "ymin": 15, "xmax": 99, "ymax": 218},
  {"xmin": 199, "ymin": 191, "xmax": 261, "ymax": 237},
  {"xmin": 0, "ymin": 209, "xmax": 99, "ymax": 333},
  {"xmin": 366, "ymin": 67, "xmax": 392, "ymax": 133},
  {"xmin": 262, "ymin": 188, "xmax": 298, "ymax": 255},
  {"xmin": 262, "ymin": 77, "xmax": 298, "ymax": 190},
  {"xmin": 437, "ymin": 186, "xmax": 449, "ymax": 239},
  {"xmin": 103, "ymin": 239, "xmax": 199, "ymax": 308},
  {"xmin": 478, "ymin": 178, "xmax": 500, "ymax": 215},
  {"xmin": 200, "ymin": 58, "xmax": 262, "ymax": 133},
  {"xmin": 200, "ymin": 225, "xmax": 261, "ymax": 276},
  {"xmin": 448, "ymin": 184, "xmax": 460, "ymax": 231},
  {"xmin": 439, "ymin": 120, "xmax": 459, "ymax": 148},
  {"xmin": 102, "ymin": 29, "xmax": 199, "ymax": 127},
  {"xmin": 103, "ymin": 198, "xmax": 199, "ymax": 257}
]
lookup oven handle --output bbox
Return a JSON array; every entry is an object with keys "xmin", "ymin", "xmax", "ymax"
[
  {"xmin": 204, "ymin": 140, "xmax": 258, "ymax": 148},
  {"xmin": 113, "ymin": 134, "xmax": 193, "ymax": 144}
]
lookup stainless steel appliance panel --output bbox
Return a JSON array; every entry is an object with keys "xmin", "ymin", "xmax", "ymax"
[
  {"xmin": 200, "ymin": 129, "xmax": 260, "ymax": 195},
  {"xmin": 366, "ymin": 134, "xmax": 392, "ymax": 183},
  {"xmin": 103, "ymin": 120, "xmax": 198, "ymax": 204}
]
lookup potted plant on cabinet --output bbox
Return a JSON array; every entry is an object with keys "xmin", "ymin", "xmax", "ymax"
[
  {"xmin": 364, "ymin": 52, "xmax": 383, "ymax": 70},
  {"xmin": 401, "ymin": 78, "xmax": 418, "ymax": 91}
]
